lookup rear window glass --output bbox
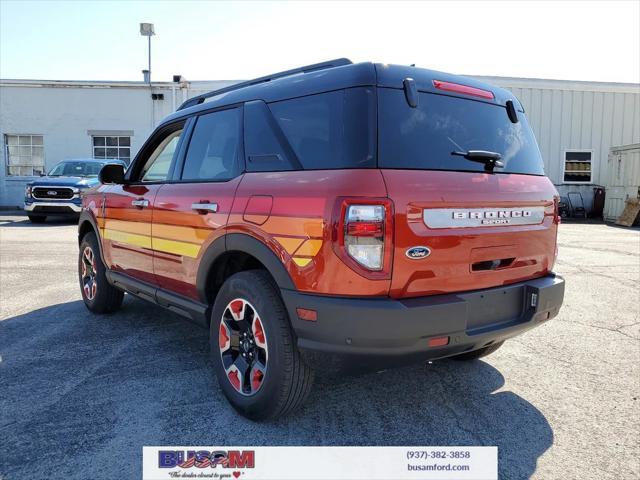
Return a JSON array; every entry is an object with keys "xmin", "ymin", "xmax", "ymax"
[
  {"xmin": 264, "ymin": 88, "xmax": 376, "ymax": 170},
  {"xmin": 378, "ymin": 89, "xmax": 545, "ymax": 175}
]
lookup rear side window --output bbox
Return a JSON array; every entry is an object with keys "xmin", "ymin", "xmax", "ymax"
[
  {"xmin": 378, "ymin": 89, "xmax": 545, "ymax": 175},
  {"xmin": 181, "ymin": 108, "xmax": 241, "ymax": 181},
  {"xmin": 244, "ymin": 88, "xmax": 376, "ymax": 172}
]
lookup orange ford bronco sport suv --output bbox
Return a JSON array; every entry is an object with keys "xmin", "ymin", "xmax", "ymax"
[{"xmin": 78, "ymin": 59, "xmax": 565, "ymax": 420}]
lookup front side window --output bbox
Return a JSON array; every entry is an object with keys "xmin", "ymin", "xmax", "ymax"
[
  {"xmin": 563, "ymin": 151, "xmax": 592, "ymax": 183},
  {"xmin": 378, "ymin": 89, "xmax": 545, "ymax": 176},
  {"xmin": 181, "ymin": 108, "xmax": 241, "ymax": 181},
  {"xmin": 4, "ymin": 134, "xmax": 44, "ymax": 176},
  {"xmin": 93, "ymin": 136, "xmax": 131, "ymax": 163},
  {"xmin": 140, "ymin": 130, "xmax": 182, "ymax": 182}
]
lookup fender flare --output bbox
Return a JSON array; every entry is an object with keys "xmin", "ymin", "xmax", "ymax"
[
  {"xmin": 196, "ymin": 233, "xmax": 296, "ymax": 303},
  {"xmin": 77, "ymin": 210, "xmax": 105, "ymax": 258}
]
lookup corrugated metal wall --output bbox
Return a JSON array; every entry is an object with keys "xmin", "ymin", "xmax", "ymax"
[
  {"xmin": 472, "ymin": 77, "xmax": 640, "ymax": 187},
  {"xmin": 472, "ymin": 77, "xmax": 640, "ymax": 214},
  {"xmin": 603, "ymin": 144, "xmax": 640, "ymax": 221}
]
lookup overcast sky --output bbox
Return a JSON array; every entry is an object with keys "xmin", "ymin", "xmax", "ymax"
[{"xmin": 1, "ymin": 0, "xmax": 639, "ymax": 83}]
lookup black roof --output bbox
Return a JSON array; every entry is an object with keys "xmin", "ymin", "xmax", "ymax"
[{"xmin": 161, "ymin": 59, "xmax": 518, "ymax": 127}]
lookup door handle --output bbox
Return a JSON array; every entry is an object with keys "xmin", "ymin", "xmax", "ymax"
[
  {"xmin": 192, "ymin": 202, "xmax": 218, "ymax": 213},
  {"xmin": 131, "ymin": 199, "xmax": 149, "ymax": 208}
]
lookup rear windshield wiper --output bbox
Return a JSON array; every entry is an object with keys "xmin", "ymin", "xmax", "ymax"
[{"xmin": 451, "ymin": 150, "xmax": 504, "ymax": 172}]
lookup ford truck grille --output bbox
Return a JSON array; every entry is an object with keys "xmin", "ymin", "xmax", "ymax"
[{"xmin": 32, "ymin": 187, "xmax": 75, "ymax": 200}]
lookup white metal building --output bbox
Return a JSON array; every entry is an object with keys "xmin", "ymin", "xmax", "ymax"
[
  {"xmin": 1, "ymin": 74, "xmax": 639, "ymax": 210},
  {"xmin": 0, "ymin": 79, "xmax": 233, "ymax": 206}
]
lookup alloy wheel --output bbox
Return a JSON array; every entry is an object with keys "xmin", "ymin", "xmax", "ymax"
[
  {"xmin": 81, "ymin": 246, "xmax": 98, "ymax": 301},
  {"xmin": 218, "ymin": 298, "xmax": 268, "ymax": 396}
]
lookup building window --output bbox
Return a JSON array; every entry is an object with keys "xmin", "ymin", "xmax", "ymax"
[
  {"xmin": 4, "ymin": 134, "xmax": 45, "ymax": 176},
  {"xmin": 92, "ymin": 136, "xmax": 131, "ymax": 163},
  {"xmin": 563, "ymin": 151, "xmax": 592, "ymax": 183}
]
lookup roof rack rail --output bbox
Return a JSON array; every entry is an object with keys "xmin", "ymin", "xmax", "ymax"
[{"xmin": 177, "ymin": 58, "xmax": 353, "ymax": 111}]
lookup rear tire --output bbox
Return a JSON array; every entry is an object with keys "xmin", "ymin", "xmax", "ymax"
[
  {"xmin": 28, "ymin": 215, "xmax": 46, "ymax": 223},
  {"xmin": 79, "ymin": 232, "xmax": 124, "ymax": 314},
  {"xmin": 451, "ymin": 341, "xmax": 504, "ymax": 361},
  {"xmin": 210, "ymin": 270, "xmax": 314, "ymax": 420}
]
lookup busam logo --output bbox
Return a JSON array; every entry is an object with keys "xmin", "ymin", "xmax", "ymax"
[{"xmin": 159, "ymin": 449, "xmax": 255, "ymax": 470}]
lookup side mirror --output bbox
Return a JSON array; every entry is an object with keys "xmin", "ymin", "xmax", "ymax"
[{"xmin": 99, "ymin": 164, "xmax": 125, "ymax": 184}]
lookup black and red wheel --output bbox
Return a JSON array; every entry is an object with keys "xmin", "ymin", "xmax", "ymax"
[
  {"xmin": 210, "ymin": 270, "xmax": 314, "ymax": 420},
  {"xmin": 78, "ymin": 232, "xmax": 124, "ymax": 314},
  {"xmin": 218, "ymin": 298, "xmax": 269, "ymax": 396}
]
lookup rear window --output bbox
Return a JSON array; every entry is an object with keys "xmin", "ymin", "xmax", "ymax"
[
  {"xmin": 244, "ymin": 88, "xmax": 376, "ymax": 172},
  {"xmin": 378, "ymin": 89, "xmax": 545, "ymax": 175}
]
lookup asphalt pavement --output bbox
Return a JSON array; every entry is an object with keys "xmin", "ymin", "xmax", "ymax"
[{"xmin": 0, "ymin": 214, "xmax": 638, "ymax": 479}]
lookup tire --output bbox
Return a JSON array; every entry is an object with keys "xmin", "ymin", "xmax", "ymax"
[
  {"xmin": 28, "ymin": 215, "xmax": 46, "ymax": 223},
  {"xmin": 451, "ymin": 341, "xmax": 504, "ymax": 361},
  {"xmin": 210, "ymin": 270, "xmax": 314, "ymax": 420},
  {"xmin": 78, "ymin": 231, "xmax": 124, "ymax": 314}
]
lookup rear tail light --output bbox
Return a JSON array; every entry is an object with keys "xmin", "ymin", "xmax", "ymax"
[
  {"xmin": 333, "ymin": 199, "xmax": 394, "ymax": 279},
  {"xmin": 551, "ymin": 196, "xmax": 560, "ymax": 270},
  {"xmin": 345, "ymin": 205, "xmax": 385, "ymax": 270}
]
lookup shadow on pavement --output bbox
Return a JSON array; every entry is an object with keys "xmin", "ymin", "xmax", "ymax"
[
  {"xmin": 0, "ymin": 215, "xmax": 78, "ymax": 228},
  {"xmin": 0, "ymin": 297, "xmax": 553, "ymax": 480}
]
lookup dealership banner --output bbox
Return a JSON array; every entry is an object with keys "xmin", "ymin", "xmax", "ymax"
[{"xmin": 142, "ymin": 446, "xmax": 497, "ymax": 480}]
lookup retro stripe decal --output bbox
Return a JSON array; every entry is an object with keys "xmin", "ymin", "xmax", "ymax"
[
  {"xmin": 153, "ymin": 223, "xmax": 211, "ymax": 243},
  {"xmin": 295, "ymin": 239, "xmax": 323, "ymax": 256},
  {"xmin": 274, "ymin": 237, "xmax": 305, "ymax": 255},
  {"xmin": 292, "ymin": 258, "xmax": 312, "ymax": 267},
  {"xmin": 271, "ymin": 220, "xmax": 324, "ymax": 268},
  {"xmin": 262, "ymin": 217, "xmax": 324, "ymax": 238},
  {"xmin": 103, "ymin": 229, "xmax": 152, "ymax": 249},
  {"xmin": 100, "ymin": 215, "xmax": 324, "ymax": 265},
  {"xmin": 151, "ymin": 237, "xmax": 201, "ymax": 258}
]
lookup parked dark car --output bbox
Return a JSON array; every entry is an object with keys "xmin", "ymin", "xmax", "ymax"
[{"xmin": 24, "ymin": 158, "xmax": 127, "ymax": 223}]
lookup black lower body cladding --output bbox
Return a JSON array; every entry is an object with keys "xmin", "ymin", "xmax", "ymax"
[{"xmin": 281, "ymin": 274, "xmax": 565, "ymax": 371}]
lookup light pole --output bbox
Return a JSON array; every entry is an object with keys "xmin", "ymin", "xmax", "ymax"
[{"xmin": 139, "ymin": 23, "xmax": 155, "ymax": 84}]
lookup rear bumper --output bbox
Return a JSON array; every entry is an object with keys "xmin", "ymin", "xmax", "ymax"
[
  {"xmin": 281, "ymin": 274, "xmax": 564, "ymax": 370},
  {"xmin": 24, "ymin": 201, "xmax": 82, "ymax": 214}
]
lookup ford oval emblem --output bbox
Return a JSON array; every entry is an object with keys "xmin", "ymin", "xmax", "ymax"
[{"xmin": 406, "ymin": 246, "xmax": 431, "ymax": 259}]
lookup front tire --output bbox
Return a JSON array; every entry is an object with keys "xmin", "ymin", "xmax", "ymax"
[
  {"xmin": 451, "ymin": 341, "xmax": 504, "ymax": 361},
  {"xmin": 28, "ymin": 215, "xmax": 46, "ymax": 223},
  {"xmin": 210, "ymin": 270, "xmax": 314, "ymax": 420},
  {"xmin": 79, "ymin": 232, "xmax": 124, "ymax": 313}
]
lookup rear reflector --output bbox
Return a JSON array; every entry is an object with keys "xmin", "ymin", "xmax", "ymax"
[
  {"xmin": 433, "ymin": 80, "xmax": 495, "ymax": 100},
  {"xmin": 296, "ymin": 308, "xmax": 317, "ymax": 322},
  {"xmin": 427, "ymin": 336, "xmax": 450, "ymax": 348}
]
